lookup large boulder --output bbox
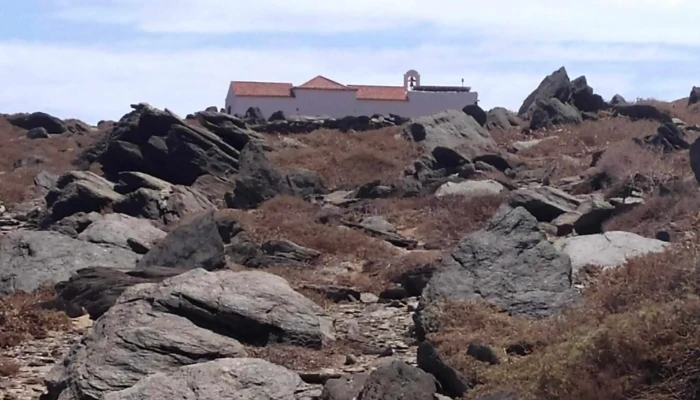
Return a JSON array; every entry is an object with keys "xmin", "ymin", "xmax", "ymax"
[
  {"xmin": 6, "ymin": 111, "xmax": 67, "ymax": 134},
  {"xmin": 404, "ymin": 109, "xmax": 499, "ymax": 160},
  {"xmin": 518, "ymin": 66, "xmax": 571, "ymax": 118},
  {"xmin": 462, "ymin": 104, "xmax": 487, "ymax": 126},
  {"xmin": 103, "ymin": 358, "xmax": 317, "ymax": 400},
  {"xmin": 414, "ymin": 206, "xmax": 578, "ymax": 337},
  {"xmin": 42, "ymin": 269, "xmax": 335, "ymax": 400},
  {"xmin": 0, "ymin": 230, "xmax": 139, "ymax": 295},
  {"xmin": 112, "ymin": 171, "xmax": 215, "ymax": 225},
  {"xmin": 529, "ymin": 98, "xmax": 582, "ymax": 130},
  {"xmin": 82, "ymin": 103, "xmax": 251, "ymax": 185},
  {"xmin": 612, "ymin": 104, "xmax": 672, "ymax": 123},
  {"xmin": 136, "ymin": 210, "xmax": 225, "ymax": 271},
  {"xmin": 610, "ymin": 94, "xmax": 628, "ymax": 105},
  {"xmin": 226, "ymin": 141, "xmax": 325, "ymax": 209},
  {"xmin": 76, "ymin": 213, "xmax": 167, "ymax": 251},
  {"xmin": 486, "ymin": 107, "xmax": 522, "ymax": 131},
  {"xmin": 51, "ymin": 266, "xmax": 186, "ymax": 319},
  {"xmin": 45, "ymin": 171, "xmax": 123, "ymax": 222},
  {"xmin": 553, "ymin": 231, "xmax": 670, "ymax": 273},
  {"xmin": 356, "ymin": 361, "xmax": 438, "ymax": 400},
  {"xmin": 195, "ymin": 109, "xmax": 268, "ymax": 150},
  {"xmin": 569, "ymin": 76, "xmax": 609, "ymax": 112},
  {"xmin": 689, "ymin": 86, "xmax": 700, "ymax": 106}
]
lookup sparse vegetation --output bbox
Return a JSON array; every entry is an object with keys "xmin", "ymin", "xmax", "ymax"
[
  {"xmin": 431, "ymin": 246, "xmax": 700, "ymax": 400},
  {"xmin": 0, "ymin": 288, "xmax": 70, "ymax": 349},
  {"xmin": 267, "ymin": 126, "xmax": 421, "ymax": 189}
]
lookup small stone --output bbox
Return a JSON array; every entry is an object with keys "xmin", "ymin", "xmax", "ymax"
[
  {"xmin": 360, "ymin": 293, "xmax": 379, "ymax": 304},
  {"xmin": 345, "ymin": 354, "xmax": 358, "ymax": 365},
  {"xmin": 378, "ymin": 347, "xmax": 394, "ymax": 357}
]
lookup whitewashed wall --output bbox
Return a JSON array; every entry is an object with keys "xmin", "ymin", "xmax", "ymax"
[{"xmin": 226, "ymin": 89, "xmax": 479, "ymax": 119}]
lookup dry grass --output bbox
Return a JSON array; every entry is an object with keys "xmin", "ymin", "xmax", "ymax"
[
  {"xmin": 0, "ymin": 117, "xmax": 103, "ymax": 205},
  {"xmin": 604, "ymin": 183, "xmax": 700, "ymax": 238},
  {"xmin": 354, "ymin": 194, "xmax": 505, "ymax": 249},
  {"xmin": 246, "ymin": 340, "xmax": 354, "ymax": 372},
  {"xmin": 0, "ymin": 288, "xmax": 71, "ymax": 349},
  {"xmin": 234, "ymin": 196, "xmax": 398, "ymax": 264},
  {"xmin": 267, "ymin": 127, "xmax": 422, "ymax": 189},
  {"xmin": 431, "ymin": 245, "xmax": 700, "ymax": 400}
]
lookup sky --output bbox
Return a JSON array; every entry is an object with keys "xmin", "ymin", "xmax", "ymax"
[{"xmin": 1, "ymin": 0, "xmax": 699, "ymax": 124}]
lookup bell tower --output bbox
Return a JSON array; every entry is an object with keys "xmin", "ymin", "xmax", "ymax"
[{"xmin": 403, "ymin": 69, "xmax": 420, "ymax": 90}]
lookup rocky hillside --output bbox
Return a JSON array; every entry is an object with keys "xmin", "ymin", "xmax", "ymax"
[{"xmin": 2, "ymin": 66, "xmax": 700, "ymax": 399}]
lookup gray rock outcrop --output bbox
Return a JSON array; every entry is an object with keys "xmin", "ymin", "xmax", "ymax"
[{"xmin": 0, "ymin": 230, "xmax": 139, "ymax": 295}]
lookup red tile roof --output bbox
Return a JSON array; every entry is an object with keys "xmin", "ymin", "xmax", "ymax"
[
  {"xmin": 230, "ymin": 76, "xmax": 407, "ymax": 101},
  {"xmin": 294, "ymin": 75, "xmax": 356, "ymax": 91},
  {"xmin": 349, "ymin": 85, "xmax": 408, "ymax": 101},
  {"xmin": 231, "ymin": 81, "xmax": 293, "ymax": 97}
]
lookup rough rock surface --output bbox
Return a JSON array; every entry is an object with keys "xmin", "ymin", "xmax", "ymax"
[
  {"xmin": 226, "ymin": 141, "xmax": 325, "ymax": 209},
  {"xmin": 76, "ymin": 213, "xmax": 166, "ymax": 250},
  {"xmin": 554, "ymin": 231, "xmax": 670, "ymax": 272},
  {"xmin": 103, "ymin": 358, "xmax": 319, "ymax": 400},
  {"xmin": 42, "ymin": 269, "xmax": 334, "ymax": 400},
  {"xmin": 51, "ymin": 266, "xmax": 186, "ymax": 319},
  {"xmin": 82, "ymin": 103, "xmax": 247, "ymax": 185},
  {"xmin": 434, "ymin": 180, "xmax": 505, "ymax": 198},
  {"xmin": 356, "ymin": 360, "xmax": 437, "ymax": 400},
  {"xmin": 404, "ymin": 109, "xmax": 499, "ymax": 160},
  {"xmin": 529, "ymin": 98, "xmax": 582, "ymax": 130},
  {"xmin": 45, "ymin": 171, "xmax": 122, "ymax": 222},
  {"xmin": 486, "ymin": 107, "xmax": 522, "ymax": 131},
  {"xmin": 0, "ymin": 230, "xmax": 139, "ymax": 295},
  {"xmin": 6, "ymin": 111, "xmax": 68, "ymax": 134},
  {"xmin": 136, "ymin": 210, "xmax": 225, "ymax": 271},
  {"xmin": 415, "ymin": 206, "xmax": 578, "ymax": 337},
  {"xmin": 518, "ymin": 66, "xmax": 571, "ymax": 118}
]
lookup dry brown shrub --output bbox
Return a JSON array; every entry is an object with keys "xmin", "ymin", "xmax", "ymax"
[
  {"xmin": 0, "ymin": 357, "xmax": 21, "ymax": 377},
  {"xmin": 432, "ymin": 246, "xmax": 700, "ymax": 400},
  {"xmin": 246, "ymin": 340, "xmax": 354, "ymax": 372},
  {"xmin": 267, "ymin": 127, "xmax": 421, "ymax": 189},
  {"xmin": 604, "ymin": 185, "xmax": 700, "ymax": 238},
  {"xmin": 359, "ymin": 194, "xmax": 505, "ymax": 249},
  {"xmin": 234, "ymin": 196, "xmax": 398, "ymax": 264},
  {"xmin": 0, "ymin": 287, "xmax": 71, "ymax": 349},
  {"xmin": 517, "ymin": 118, "xmax": 659, "ymax": 159},
  {"xmin": 0, "ymin": 117, "xmax": 103, "ymax": 205}
]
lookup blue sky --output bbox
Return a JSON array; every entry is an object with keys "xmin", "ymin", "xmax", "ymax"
[{"xmin": 1, "ymin": 0, "xmax": 700, "ymax": 123}]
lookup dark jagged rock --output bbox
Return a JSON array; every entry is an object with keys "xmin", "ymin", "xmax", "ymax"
[
  {"xmin": 6, "ymin": 111, "xmax": 67, "ymax": 134},
  {"xmin": 414, "ymin": 206, "xmax": 578, "ymax": 338},
  {"xmin": 462, "ymin": 104, "xmax": 487, "ymax": 126},
  {"xmin": 417, "ymin": 341, "xmax": 471, "ymax": 398},
  {"xmin": 612, "ymin": 104, "xmax": 672, "ymax": 123},
  {"xmin": 268, "ymin": 110, "xmax": 287, "ymax": 121},
  {"xmin": 77, "ymin": 104, "xmax": 248, "ymax": 185},
  {"xmin": 136, "ymin": 210, "xmax": 225, "ymax": 271},
  {"xmin": 518, "ymin": 66, "xmax": 571, "ymax": 118},
  {"xmin": 635, "ymin": 122, "xmax": 690, "ymax": 151},
  {"xmin": 45, "ymin": 171, "xmax": 122, "ymax": 222},
  {"xmin": 689, "ymin": 86, "xmax": 700, "ymax": 106},
  {"xmin": 569, "ymin": 76, "xmax": 609, "ymax": 112},
  {"xmin": 610, "ymin": 94, "xmax": 628, "ymax": 105},
  {"xmin": 244, "ymin": 106, "xmax": 266, "ymax": 124},
  {"xmin": 529, "ymin": 98, "xmax": 582, "ymax": 130},
  {"xmin": 225, "ymin": 141, "xmax": 325, "ymax": 209},
  {"xmin": 486, "ymin": 107, "xmax": 522, "ymax": 131},
  {"xmin": 356, "ymin": 361, "xmax": 437, "ymax": 400},
  {"xmin": 48, "ymin": 266, "xmax": 186, "ymax": 319}
]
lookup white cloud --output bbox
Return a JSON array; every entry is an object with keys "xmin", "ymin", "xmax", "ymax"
[{"xmin": 51, "ymin": 0, "xmax": 700, "ymax": 45}]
